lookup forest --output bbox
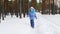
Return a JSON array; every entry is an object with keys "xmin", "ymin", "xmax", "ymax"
[{"xmin": 0, "ymin": 0, "xmax": 60, "ymax": 21}]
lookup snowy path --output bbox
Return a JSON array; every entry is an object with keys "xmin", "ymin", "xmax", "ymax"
[{"xmin": 0, "ymin": 12, "xmax": 60, "ymax": 34}]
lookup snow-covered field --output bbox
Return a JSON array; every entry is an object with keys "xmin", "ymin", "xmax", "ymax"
[{"xmin": 0, "ymin": 12, "xmax": 60, "ymax": 34}]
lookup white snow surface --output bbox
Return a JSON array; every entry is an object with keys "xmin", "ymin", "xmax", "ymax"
[{"xmin": 0, "ymin": 12, "xmax": 60, "ymax": 34}]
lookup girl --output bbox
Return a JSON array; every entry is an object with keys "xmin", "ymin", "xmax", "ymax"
[{"xmin": 28, "ymin": 7, "xmax": 37, "ymax": 28}]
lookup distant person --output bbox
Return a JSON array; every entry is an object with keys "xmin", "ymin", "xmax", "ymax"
[{"xmin": 28, "ymin": 6, "xmax": 37, "ymax": 28}]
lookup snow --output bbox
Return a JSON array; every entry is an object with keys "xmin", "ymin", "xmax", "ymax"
[{"xmin": 0, "ymin": 12, "xmax": 60, "ymax": 34}]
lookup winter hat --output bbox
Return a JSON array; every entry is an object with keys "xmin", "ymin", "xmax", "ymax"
[{"xmin": 30, "ymin": 6, "xmax": 34, "ymax": 9}]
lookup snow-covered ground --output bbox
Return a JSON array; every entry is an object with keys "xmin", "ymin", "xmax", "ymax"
[{"xmin": 0, "ymin": 12, "xmax": 60, "ymax": 34}]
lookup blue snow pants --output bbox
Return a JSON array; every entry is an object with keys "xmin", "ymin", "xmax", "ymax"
[{"xmin": 30, "ymin": 19, "xmax": 34, "ymax": 28}]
